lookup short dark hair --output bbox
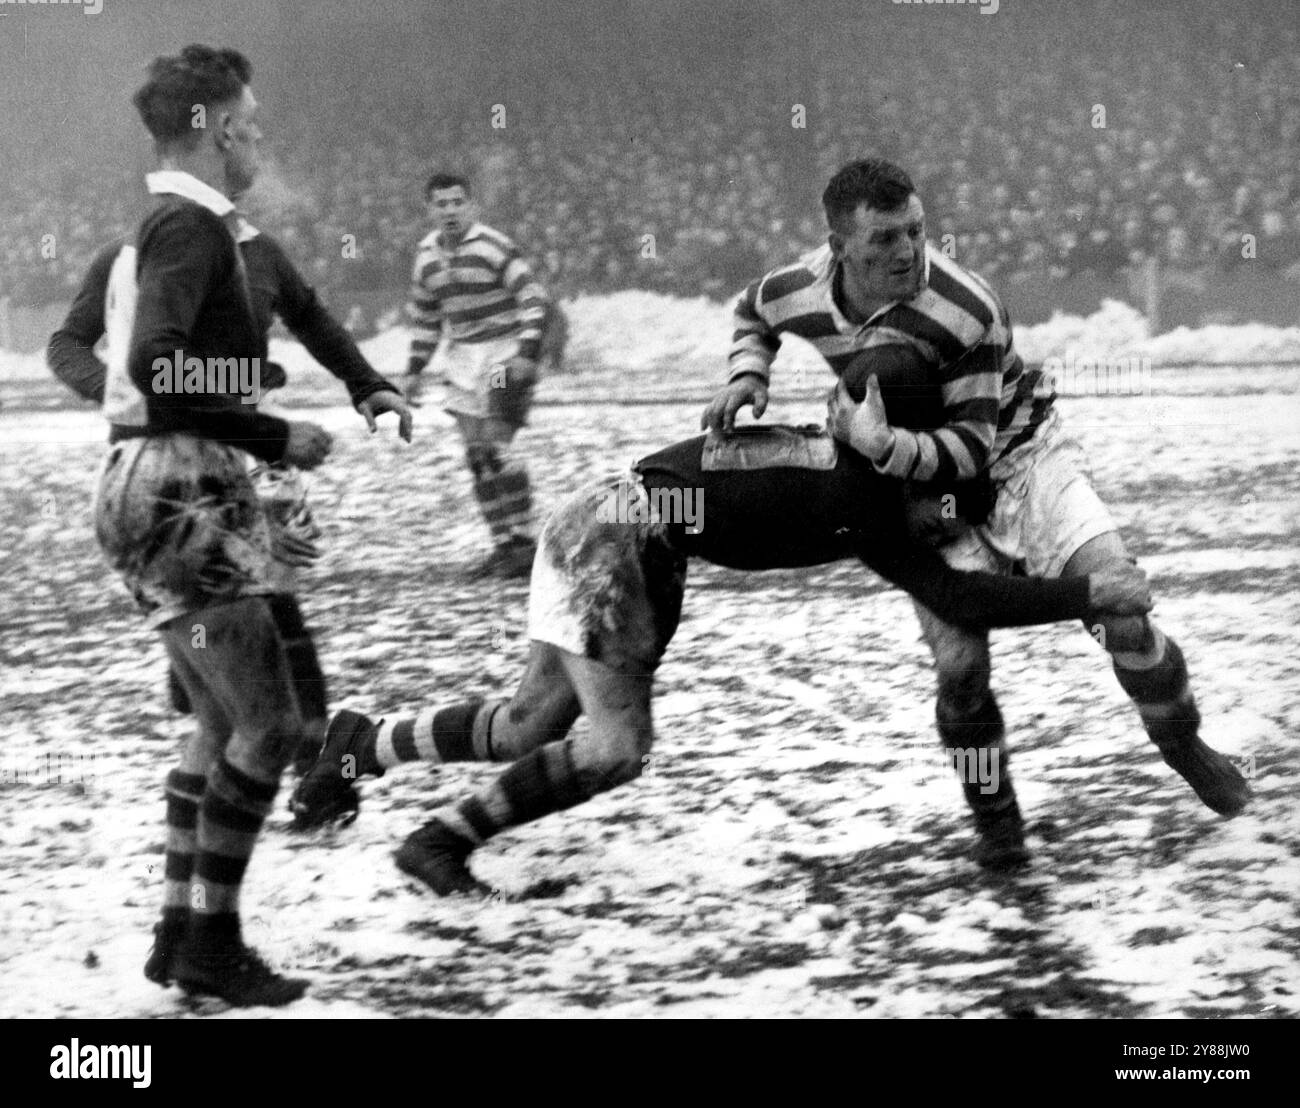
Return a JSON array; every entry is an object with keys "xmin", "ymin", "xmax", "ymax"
[
  {"xmin": 822, "ymin": 158, "xmax": 916, "ymax": 232},
  {"xmin": 424, "ymin": 172, "xmax": 471, "ymax": 200},
  {"xmin": 132, "ymin": 45, "xmax": 252, "ymax": 149}
]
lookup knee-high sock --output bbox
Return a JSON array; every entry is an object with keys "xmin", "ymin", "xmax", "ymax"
[
  {"xmin": 1110, "ymin": 626, "xmax": 1199, "ymax": 748},
  {"xmin": 469, "ymin": 447, "xmax": 532, "ymax": 544},
  {"xmin": 372, "ymin": 698, "xmax": 497, "ymax": 770},
  {"xmin": 937, "ymin": 691, "xmax": 1018, "ymax": 824},
  {"xmin": 162, "ymin": 769, "xmax": 206, "ymax": 926},
  {"xmin": 429, "ymin": 739, "xmax": 593, "ymax": 847},
  {"xmin": 190, "ymin": 758, "xmax": 277, "ymax": 936}
]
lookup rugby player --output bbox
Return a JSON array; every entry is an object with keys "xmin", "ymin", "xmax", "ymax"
[
  {"xmin": 289, "ymin": 423, "xmax": 1153, "ymax": 889},
  {"xmin": 48, "ymin": 209, "xmax": 412, "ymax": 753},
  {"xmin": 702, "ymin": 158, "xmax": 1250, "ymax": 864},
  {"xmin": 402, "ymin": 172, "xmax": 550, "ymax": 578},
  {"xmin": 93, "ymin": 46, "xmax": 402, "ymax": 1006}
]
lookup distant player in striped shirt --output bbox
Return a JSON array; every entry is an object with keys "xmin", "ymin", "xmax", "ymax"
[
  {"xmin": 703, "ymin": 158, "xmax": 1249, "ymax": 868},
  {"xmin": 403, "ymin": 172, "xmax": 549, "ymax": 578}
]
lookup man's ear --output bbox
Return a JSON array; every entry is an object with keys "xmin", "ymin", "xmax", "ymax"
[{"xmin": 215, "ymin": 110, "xmax": 234, "ymax": 150}]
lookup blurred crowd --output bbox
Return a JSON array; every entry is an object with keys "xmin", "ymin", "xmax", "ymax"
[{"xmin": 3, "ymin": 2, "xmax": 1297, "ymax": 315}]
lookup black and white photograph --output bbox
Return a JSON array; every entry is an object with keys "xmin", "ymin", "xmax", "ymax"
[{"xmin": 0, "ymin": 0, "xmax": 1296, "ymax": 1041}]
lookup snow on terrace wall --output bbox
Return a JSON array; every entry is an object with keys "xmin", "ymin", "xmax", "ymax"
[{"xmin": 5, "ymin": 292, "xmax": 1300, "ymax": 404}]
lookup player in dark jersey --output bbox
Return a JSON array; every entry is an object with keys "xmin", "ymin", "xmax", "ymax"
[
  {"xmin": 288, "ymin": 424, "xmax": 1152, "ymax": 890},
  {"xmin": 48, "ymin": 222, "xmax": 411, "ymax": 753},
  {"xmin": 90, "ymin": 46, "xmax": 409, "ymax": 1008}
]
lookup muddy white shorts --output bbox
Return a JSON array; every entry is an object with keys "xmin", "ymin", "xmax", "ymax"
[
  {"xmin": 934, "ymin": 409, "xmax": 1117, "ymax": 578},
  {"xmin": 432, "ymin": 335, "xmax": 531, "ymax": 422},
  {"xmin": 93, "ymin": 435, "xmax": 297, "ymax": 628},
  {"xmin": 527, "ymin": 473, "xmax": 688, "ymax": 677}
]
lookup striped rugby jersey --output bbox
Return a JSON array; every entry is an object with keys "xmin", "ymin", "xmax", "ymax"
[
  {"xmin": 406, "ymin": 221, "xmax": 547, "ymax": 366},
  {"xmin": 728, "ymin": 243, "xmax": 1054, "ymax": 482}
]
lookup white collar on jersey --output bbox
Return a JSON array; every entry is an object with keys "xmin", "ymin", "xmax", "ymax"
[
  {"xmin": 145, "ymin": 170, "xmax": 236, "ymax": 218},
  {"xmin": 420, "ymin": 221, "xmax": 486, "ymax": 252}
]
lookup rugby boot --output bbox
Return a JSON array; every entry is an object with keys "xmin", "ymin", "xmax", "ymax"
[
  {"xmin": 1155, "ymin": 735, "xmax": 1250, "ymax": 817},
  {"xmin": 288, "ymin": 709, "xmax": 378, "ymax": 829},
  {"xmin": 143, "ymin": 917, "xmax": 187, "ymax": 986},
  {"xmin": 972, "ymin": 797, "xmax": 1031, "ymax": 872},
  {"xmin": 394, "ymin": 819, "xmax": 492, "ymax": 897},
  {"xmin": 173, "ymin": 937, "xmax": 308, "ymax": 1008},
  {"xmin": 469, "ymin": 536, "xmax": 536, "ymax": 581}
]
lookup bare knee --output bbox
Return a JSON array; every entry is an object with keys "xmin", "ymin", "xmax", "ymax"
[
  {"xmin": 1085, "ymin": 613, "xmax": 1152, "ymax": 655},
  {"xmin": 934, "ymin": 657, "xmax": 992, "ymax": 722},
  {"xmin": 573, "ymin": 723, "xmax": 653, "ymax": 793}
]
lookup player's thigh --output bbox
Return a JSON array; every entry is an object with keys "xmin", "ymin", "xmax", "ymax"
[
  {"xmin": 557, "ymin": 649, "xmax": 654, "ymax": 789},
  {"xmin": 491, "ymin": 641, "xmax": 583, "ymax": 760},
  {"xmin": 1060, "ymin": 530, "xmax": 1151, "ymax": 653},
  {"xmin": 163, "ymin": 634, "xmax": 233, "ymax": 775},
  {"xmin": 159, "ymin": 596, "xmax": 298, "ymax": 736}
]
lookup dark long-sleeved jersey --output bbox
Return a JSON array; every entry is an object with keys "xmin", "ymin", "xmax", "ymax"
[
  {"xmin": 634, "ymin": 427, "xmax": 1091, "ymax": 628},
  {"xmin": 111, "ymin": 193, "xmax": 290, "ymax": 462},
  {"xmin": 48, "ymin": 229, "xmax": 396, "ymax": 412}
]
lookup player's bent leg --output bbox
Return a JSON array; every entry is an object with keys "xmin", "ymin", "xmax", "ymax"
[
  {"xmin": 288, "ymin": 642, "xmax": 582, "ymax": 829},
  {"xmin": 913, "ymin": 602, "xmax": 1028, "ymax": 871},
  {"xmin": 394, "ymin": 650, "xmax": 652, "ymax": 897},
  {"xmin": 160, "ymin": 597, "xmax": 309, "ymax": 1006},
  {"xmin": 264, "ymin": 593, "xmax": 330, "ymax": 774},
  {"xmin": 1062, "ymin": 532, "xmax": 1249, "ymax": 816}
]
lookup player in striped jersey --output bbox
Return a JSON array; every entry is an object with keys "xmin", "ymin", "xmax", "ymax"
[
  {"xmin": 403, "ymin": 172, "xmax": 549, "ymax": 579},
  {"xmin": 703, "ymin": 158, "xmax": 1249, "ymax": 867}
]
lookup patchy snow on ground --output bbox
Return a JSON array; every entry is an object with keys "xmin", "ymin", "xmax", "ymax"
[{"xmin": 1, "ymin": 331, "xmax": 1297, "ymax": 1018}]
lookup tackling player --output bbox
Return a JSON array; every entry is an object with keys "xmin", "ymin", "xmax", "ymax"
[
  {"xmin": 289, "ymin": 424, "xmax": 1152, "ymax": 890},
  {"xmin": 702, "ymin": 158, "xmax": 1250, "ymax": 867},
  {"xmin": 402, "ymin": 172, "xmax": 550, "ymax": 579}
]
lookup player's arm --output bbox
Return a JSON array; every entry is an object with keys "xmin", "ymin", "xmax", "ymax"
[
  {"xmin": 404, "ymin": 248, "xmax": 443, "ymax": 378},
  {"xmin": 858, "ymin": 531, "xmax": 1150, "ymax": 628},
  {"xmin": 502, "ymin": 250, "xmax": 546, "ymax": 367},
  {"xmin": 835, "ymin": 334, "xmax": 1003, "ymax": 483},
  {"xmin": 46, "ymin": 242, "xmax": 120, "ymax": 405},
  {"xmin": 701, "ymin": 277, "xmax": 778, "ymax": 431},
  {"xmin": 128, "ymin": 207, "xmax": 291, "ymax": 462}
]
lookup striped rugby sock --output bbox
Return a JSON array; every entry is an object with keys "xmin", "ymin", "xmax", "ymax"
[
  {"xmin": 190, "ymin": 758, "xmax": 278, "ymax": 930},
  {"xmin": 162, "ymin": 769, "xmax": 205, "ymax": 924},
  {"xmin": 937, "ymin": 691, "xmax": 1017, "ymax": 822},
  {"xmin": 373, "ymin": 698, "xmax": 499, "ymax": 769},
  {"xmin": 1111, "ymin": 628, "xmax": 1200, "ymax": 748},
  {"xmin": 430, "ymin": 739, "xmax": 591, "ymax": 848},
  {"xmin": 472, "ymin": 458, "xmax": 533, "ymax": 545}
]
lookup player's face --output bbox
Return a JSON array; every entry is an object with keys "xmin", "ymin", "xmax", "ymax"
[
  {"xmin": 221, "ymin": 85, "xmax": 262, "ymax": 196},
  {"xmin": 428, "ymin": 186, "xmax": 472, "ymax": 239},
  {"xmin": 831, "ymin": 194, "xmax": 926, "ymax": 307}
]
